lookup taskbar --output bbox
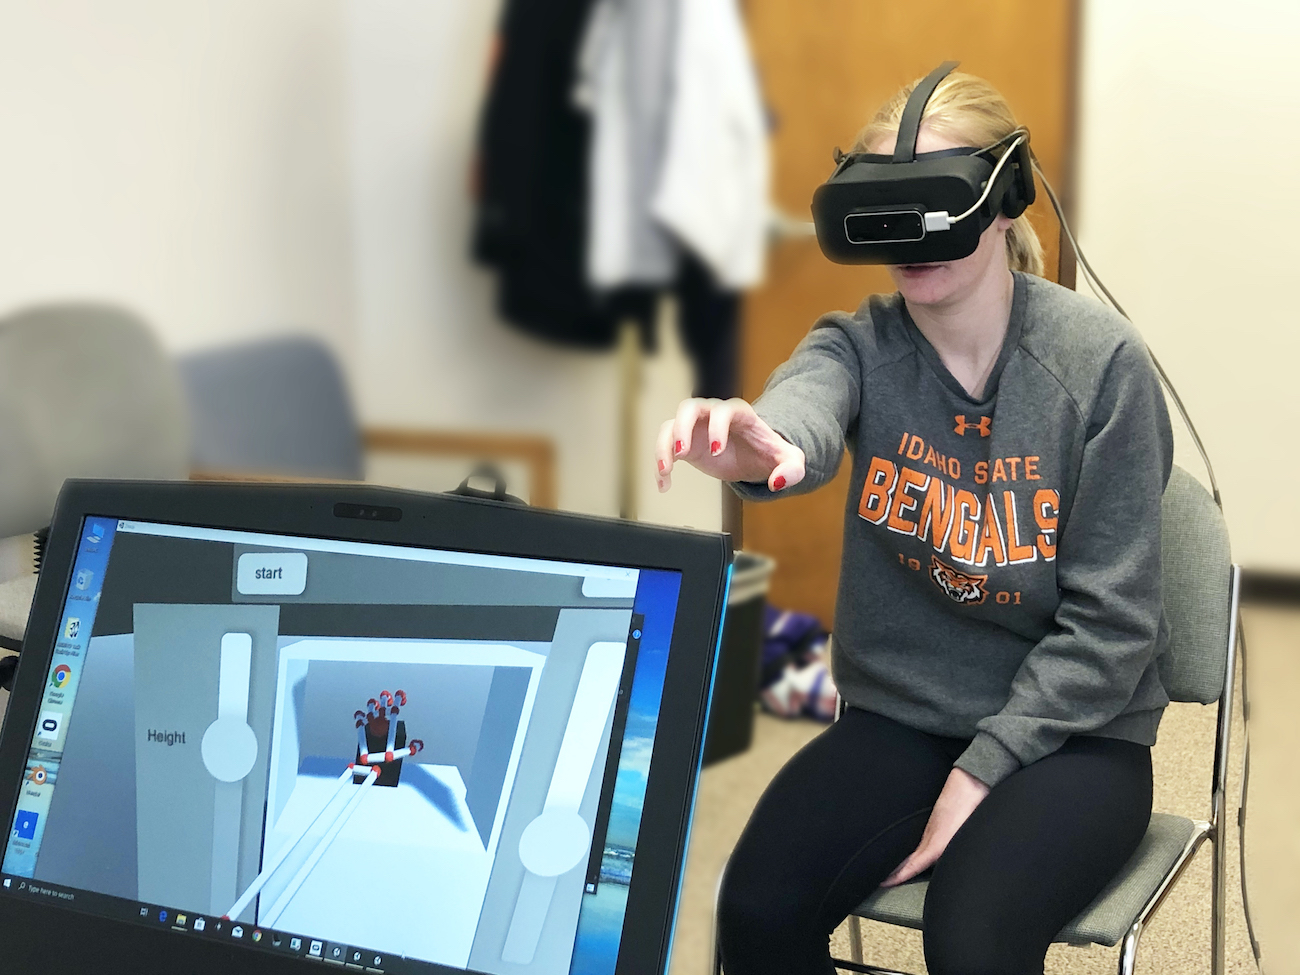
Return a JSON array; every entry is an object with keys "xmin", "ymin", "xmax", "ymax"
[{"xmin": 0, "ymin": 873, "xmax": 418, "ymax": 973}]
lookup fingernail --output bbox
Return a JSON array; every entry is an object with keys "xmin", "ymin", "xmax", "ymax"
[
  {"xmin": 710, "ymin": 441, "xmax": 721, "ymax": 455},
  {"xmin": 675, "ymin": 440, "xmax": 683, "ymax": 454},
  {"xmin": 658, "ymin": 459, "xmax": 666, "ymax": 472},
  {"xmin": 773, "ymin": 475, "xmax": 787, "ymax": 491}
]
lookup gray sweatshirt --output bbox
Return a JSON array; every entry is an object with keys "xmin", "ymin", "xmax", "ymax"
[{"xmin": 735, "ymin": 273, "xmax": 1174, "ymax": 788}]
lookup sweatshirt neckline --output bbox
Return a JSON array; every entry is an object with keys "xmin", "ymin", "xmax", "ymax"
[{"xmin": 899, "ymin": 272, "xmax": 1027, "ymax": 407}]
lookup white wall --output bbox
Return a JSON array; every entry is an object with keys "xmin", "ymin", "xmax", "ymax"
[
  {"xmin": 5, "ymin": 1, "xmax": 1296, "ymax": 548},
  {"xmin": 1078, "ymin": 0, "xmax": 1300, "ymax": 570},
  {"xmin": 344, "ymin": 0, "xmax": 619, "ymax": 517},
  {"xmin": 344, "ymin": 0, "xmax": 718, "ymax": 524},
  {"xmin": 0, "ymin": 1, "xmax": 356, "ymax": 359},
  {"xmin": 0, "ymin": 0, "xmax": 718, "ymax": 527}
]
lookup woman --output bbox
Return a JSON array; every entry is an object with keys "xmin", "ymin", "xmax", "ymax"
[{"xmin": 655, "ymin": 72, "xmax": 1173, "ymax": 975}]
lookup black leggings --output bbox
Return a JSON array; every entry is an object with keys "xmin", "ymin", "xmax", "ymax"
[{"xmin": 717, "ymin": 708, "xmax": 1152, "ymax": 975}]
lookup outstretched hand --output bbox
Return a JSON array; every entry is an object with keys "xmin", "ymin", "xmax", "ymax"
[
  {"xmin": 655, "ymin": 398, "xmax": 805, "ymax": 494},
  {"xmin": 880, "ymin": 767, "xmax": 991, "ymax": 887}
]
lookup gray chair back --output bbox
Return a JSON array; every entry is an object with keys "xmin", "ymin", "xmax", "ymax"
[
  {"xmin": 178, "ymin": 335, "xmax": 363, "ymax": 480},
  {"xmin": 0, "ymin": 303, "xmax": 190, "ymax": 537},
  {"xmin": 1160, "ymin": 465, "xmax": 1233, "ymax": 705},
  {"xmin": 0, "ymin": 389, "xmax": 47, "ymax": 541}
]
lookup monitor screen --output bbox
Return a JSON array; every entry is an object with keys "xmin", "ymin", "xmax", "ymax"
[{"xmin": 2, "ymin": 516, "xmax": 683, "ymax": 975}]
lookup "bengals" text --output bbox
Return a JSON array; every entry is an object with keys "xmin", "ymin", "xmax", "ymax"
[{"xmin": 860, "ymin": 455, "xmax": 1059, "ymax": 567}]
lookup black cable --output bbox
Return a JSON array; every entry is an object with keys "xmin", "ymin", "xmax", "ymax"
[
  {"xmin": 33, "ymin": 526, "xmax": 48, "ymax": 573},
  {"xmin": 0, "ymin": 652, "xmax": 17, "ymax": 693},
  {"xmin": 0, "ymin": 529, "xmax": 48, "ymax": 692},
  {"xmin": 1237, "ymin": 619, "xmax": 1266, "ymax": 972},
  {"xmin": 1030, "ymin": 160, "xmax": 1222, "ymax": 508},
  {"xmin": 1031, "ymin": 157, "xmax": 1266, "ymax": 972}
]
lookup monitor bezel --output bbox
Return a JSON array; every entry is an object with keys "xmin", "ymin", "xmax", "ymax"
[{"xmin": 0, "ymin": 478, "xmax": 732, "ymax": 975}]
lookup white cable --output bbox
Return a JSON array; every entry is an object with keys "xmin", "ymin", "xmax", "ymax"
[
  {"xmin": 948, "ymin": 132, "xmax": 1027, "ymax": 225},
  {"xmin": 1034, "ymin": 157, "xmax": 1262, "ymax": 974},
  {"xmin": 1031, "ymin": 158, "xmax": 1222, "ymax": 507},
  {"xmin": 261, "ymin": 766, "xmax": 380, "ymax": 928},
  {"xmin": 223, "ymin": 767, "xmax": 356, "ymax": 921}
]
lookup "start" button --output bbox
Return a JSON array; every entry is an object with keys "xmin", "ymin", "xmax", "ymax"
[{"xmin": 236, "ymin": 552, "xmax": 308, "ymax": 595}]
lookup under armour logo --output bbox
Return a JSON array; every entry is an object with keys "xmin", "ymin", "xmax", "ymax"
[{"xmin": 954, "ymin": 415, "xmax": 992, "ymax": 437}]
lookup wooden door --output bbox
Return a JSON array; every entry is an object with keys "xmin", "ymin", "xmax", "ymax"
[{"xmin": 742, "ymin": 0, "xmax": 1079, "ymax": 624}]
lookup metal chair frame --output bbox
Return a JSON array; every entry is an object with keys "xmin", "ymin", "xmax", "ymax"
[{"xmin": 711, "ymin": 565, "xmax": 1242, "ymax": 975}]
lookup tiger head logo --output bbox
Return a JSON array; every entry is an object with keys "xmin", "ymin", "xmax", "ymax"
[{"xmin": 929, "ymin": 556, "xmax": 988, "ymax": 605}]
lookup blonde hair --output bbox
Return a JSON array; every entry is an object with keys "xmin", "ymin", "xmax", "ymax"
[{"xmin": 853, "ymin": 71, "xmax": 1044, "ymax": 277}]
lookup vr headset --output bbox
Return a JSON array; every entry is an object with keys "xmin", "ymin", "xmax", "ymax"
[{"xmin": 811, "ymin": 60, "xmax": 1036, "ymax": 265}]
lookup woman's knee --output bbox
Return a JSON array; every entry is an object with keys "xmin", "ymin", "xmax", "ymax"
[
  {"xmin": 717, "ymin": 866, "xmax": 809, "ymax": 950},
  {"xmin": 922, "ymin": 867, "xmax": 1047, "ymax": 975},
  {"xmin": 923, "ymin": 923, "xmax": 1045, "ymax": 975}
]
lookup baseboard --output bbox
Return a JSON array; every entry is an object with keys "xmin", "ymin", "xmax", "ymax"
[{"xmin": 1240, "ymin": 568, "xmax": 1300, "ymax": 606}]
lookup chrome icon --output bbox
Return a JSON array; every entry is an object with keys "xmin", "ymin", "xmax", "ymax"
[{"xmin": 50, "ymin": 664, "xmax": 72, "ymax": 689}]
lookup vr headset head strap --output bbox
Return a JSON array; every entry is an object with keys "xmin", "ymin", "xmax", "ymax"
[{"xmin": 892, "ymin": 60, "xmax": 960, "ymax": 163}]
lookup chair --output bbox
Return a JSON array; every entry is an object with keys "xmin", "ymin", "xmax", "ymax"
[
  {"xmin": 178, "ymin": 334, "xmax": 558, "ymax": 507},
  {"xmin": 179, "ymin": 335, "xmax": 365, "ymax": 481},
  {"xmin": 711, "ymin": 465, "xmax": 1239, "ymax": 975},
  {"xmin": 0, "ymin": 302, "xmax": 191, "ymax": 700},
  {"xmin": 0, "ymin": 302, "xmax": 190, "ymax": 539}
]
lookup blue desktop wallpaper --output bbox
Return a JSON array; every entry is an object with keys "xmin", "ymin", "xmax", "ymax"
[{"xmin": 567, "ymin": 569, "xmax": 684, "ymax": 975}]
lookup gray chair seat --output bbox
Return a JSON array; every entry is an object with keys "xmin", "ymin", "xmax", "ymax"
[{"xmin": 851, "ymin": 812, "xmax": 1202, "ymax": 948}]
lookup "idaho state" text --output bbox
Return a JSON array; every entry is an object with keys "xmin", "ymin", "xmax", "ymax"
[{"xmin": 859, "ymin": 433, "xmax": 1060, "ymax": 568}]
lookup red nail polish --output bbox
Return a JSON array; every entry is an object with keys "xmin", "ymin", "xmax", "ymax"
[
  {"xmin": 773, "ymin": 475, "xmax": 787, "ymax": 491},
  {"xmin": 710, "ymin": 441, "xmax": 721, "ymax": 455},
  {"xmin": 658, "ymin": 459, "xmax": 666, "ymax": 472},
  {"xmin": 675, "ymin": 440, "xmax": 683, "ymax": 454}
]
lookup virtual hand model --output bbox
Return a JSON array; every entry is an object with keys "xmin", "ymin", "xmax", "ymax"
[{"xmin": 353, "ymin": 689, "xmax": 425, "ymax": 787}]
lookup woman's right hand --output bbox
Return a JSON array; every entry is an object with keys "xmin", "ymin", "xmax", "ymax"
[{"xmin": 655, "ymin": 398, "xmax": 806, "ymax": 494}]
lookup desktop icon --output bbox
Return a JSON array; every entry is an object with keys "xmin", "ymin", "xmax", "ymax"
[
  {"xmin": 36, "ymin": 711, "xmax": 64, "ymax": 745},
  {"xmin": 25, "ymin": 765, "xmax": 49, "ymax": 787},
  {"xmin": 12, "ymin": 810, "xmax": 39, "ymax": 841},
  {"xmin": 63, "ymin": 618, "xmax": 81, "ymax": 640},
  {"xmin": 193, "ymin": 917, "xmax": 206, "ymax": 933},
  {"xmin": 85, "ymin": 524, "xmax": 104, "ymax": 546},
  {"xmin": 75, "ymin": 569, "xmax": 94, "ymax": 591},
  {"xmin": 50, "ymin": 665, "xmax": 72, "ymax": 689}
]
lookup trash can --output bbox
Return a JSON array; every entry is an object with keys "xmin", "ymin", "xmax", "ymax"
[{"xmin": 703, "ymin": 551, "xmax": 777, "ymax": 766}]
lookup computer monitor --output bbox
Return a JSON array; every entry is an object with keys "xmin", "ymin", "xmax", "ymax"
[{"xmin": 0, "ymin": 480, "xmax": 731, "ymax": 975}]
